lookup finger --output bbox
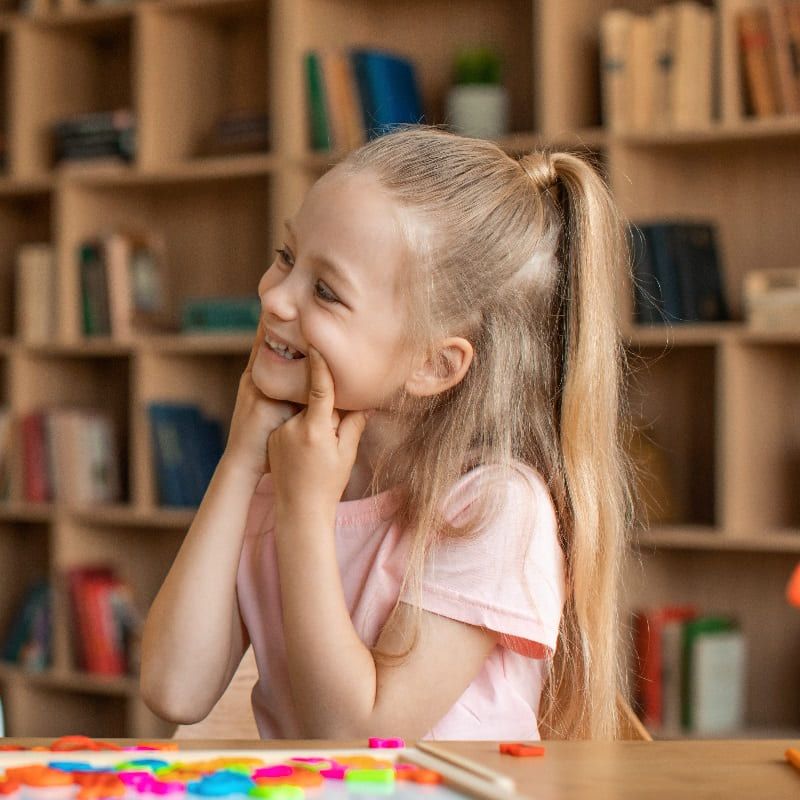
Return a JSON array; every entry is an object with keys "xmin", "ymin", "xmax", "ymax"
[
  {"xmin": 245, "ymin": 316, "xmax": 265, "ymax": 372},
  {"xmin": 305, "ymin": 346, "xmax": 336, "ymax": 425},
  {"xmin": 336, "ymin": 410, "xmax": 370, "ymax": 457}
]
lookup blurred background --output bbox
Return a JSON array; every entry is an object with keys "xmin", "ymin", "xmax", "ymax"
[{"xmin": 0, "ymin": 0, "xmax": 798, "ymax": 741}]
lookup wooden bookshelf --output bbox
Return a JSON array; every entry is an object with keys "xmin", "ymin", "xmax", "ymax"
[{"xmin": 0, "ymin": 0, "xmax": 798, "ymax": 739}]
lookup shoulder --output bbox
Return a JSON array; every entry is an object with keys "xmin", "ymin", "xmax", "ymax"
[{"xmin": 441, "ymin": 461, "xmax": 558, "ymax": 538}]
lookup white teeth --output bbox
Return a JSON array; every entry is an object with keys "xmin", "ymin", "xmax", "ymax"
[{"xmin": 265, "ymin": 335, "xmax": 302, "ymax": 359}]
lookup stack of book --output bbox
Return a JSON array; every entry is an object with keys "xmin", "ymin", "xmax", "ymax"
[
  {"xmin": 149, "ymin": 402, "xmax": 224, "ymax": 508},
  {"xmin": 305, "ymin": 47, "xmax": 424, "ymax": 151},
  {"xmin": 0, "ymin": 579, "xmax": 51, "ymax": 672},
  {"xmin": 738, "ymin": 2, "xmax": 800, "ymax": 118},
  {"xmin": 19, "ymin": 408, "xmax": 121, "ymax": 505},
  {"xmin": 78, "ymin": 231, "xmax": 171, "ymax": 338},
  {"xmin": 53, "ymin": 109, "xmax": 136, "ymax": 165},
  {"xmin": 630, "ymin": 220, "xmax": 729, "ymax": 324},
  {"xmin": 198, "ymin": 111, "xmax": 270, "ymax": 157},
  {"xmin": 181, "ymin": 296, "xmax": 260, "ymax": 334},
  {"xmin": 66, "ymin": 565, "xmax": 142, "ymax": 677},
  {"xmin": 600, "ymin": 1, "xmax": 716, "ymax": 131},
  {"xmin": 633, "ymin": 606, "xmax": 747, "ymax": 736}
]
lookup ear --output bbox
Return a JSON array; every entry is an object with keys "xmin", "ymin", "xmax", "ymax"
[{"xmin": 405, "ymin": 337, "xmax": 474, "ymax": 398}]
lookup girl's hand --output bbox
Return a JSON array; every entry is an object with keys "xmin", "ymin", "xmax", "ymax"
[
  {"xmin": 223, "ymin": 322, "xmax": 299, "ymax": 478},
  {"xmin": 268, "ymin": 347, "xmax": 370, "ymax": 519}
]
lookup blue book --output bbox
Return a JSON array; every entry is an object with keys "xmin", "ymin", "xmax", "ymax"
[
  {"xmin": 350, "ymin": 49, "xmax": 423, "ymax": 139},
  {"xmin": 630, "ymin": 225, "xmax": 661, "ymax": 324},
  {"xmin": 148, "ymin": 403, "xmax": 192, "ymax": 507},
  {"xmin": 641, "ymin": 224, "xmax": 685, "ymax": 322},
  {"xmin": 670, "ymin": 223, "xmax": 728, "ymax": 322}
]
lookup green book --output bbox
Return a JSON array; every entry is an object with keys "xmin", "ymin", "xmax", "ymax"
[
  {"xmin": 305, "ymin": 50, "xmax": 332, "ymax": 151},
  {"xmin": 680, "ymin": 615, "xmax": 735, "ymax": 730}
]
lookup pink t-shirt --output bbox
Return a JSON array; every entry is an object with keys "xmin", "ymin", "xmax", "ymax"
[{"xmin": 236, "ymin": 462, "xmax": 565, "ymax": 740}]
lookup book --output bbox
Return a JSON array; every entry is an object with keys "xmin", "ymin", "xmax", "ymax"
[
  {"xmin": 632, "ymin": 221, "xmax": 728, "ymax": 324},
  {"xmin": 767, "ymin": 1, "xmax": 800, "ymax": 113},
  {"xmin": 15, "ymin": 243, "xmax": 55, "ymax": 343},
  {"xmin": 600, "ymin": 9, "xmax": 635, "ymax": 131},
  {"xmin": 66, "ymin": 565, "xmax": 131, "ymax": 676},
  {"xmin": 350, "ymin": 49, "xmax": 424, "ymax": 139},
  {"xmin": 671, "ymin": 1, "xmax": 715, "ymax": 129},
  {"xmin": 320, "ymin": 49, "xmax": 366, "ymax": 152},
  {"xmin": 651, "ymin": 4, "xmax": 676, "ymax": 130},
  {"xmin": 669, "ymin": 222, "xmax": 729, "ymax": 322},
  {"xmin": 682, "ymin": 617, "xmax": 746, "ymax": 733},
  {"xmin": 633, "ymin": 605, "xmax": 697, "ymax": 730},
  {"xmin": 53, "ymin": 109, "xmax": 136, "ymax": 164},
  {"xmin": 637, "ymin": 223, "xmax": 685, "ymax": 322},
  {"xmin": 20, "ymin": 412, "xmax": 51, "ymax": 503},
  {"xmin": 305, "ymin": 51, "xmax": 332, "ymax": 151},
  {"xmin": 630, "ymin": 224, "xmax": 662, "ymax": 324},
  {"xmin": 181, "ymin": 296, "xmax": 261, "ymax": 332},
  {"xmin": 739, "ymin": 7, "xmax": 781, "ymax": 116},
  {"xmin": 629, "ymin": 14, "xmax": 655, "ymax": 131},
  {"xmin": 148, "ymin": 402, "xmax": 224, "ymax": 507},
  {"xmin": 103, "ymin": 231, "xmax": 134, "ymax": 339},
  {"xmin": 78, "ymin": 241, "xmax": 111, "ymax": 336},
  {"xmin": 0, "ymin": 579, "xmax": 51, "ymax": 671}
]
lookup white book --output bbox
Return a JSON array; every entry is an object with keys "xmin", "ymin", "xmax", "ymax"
[
  {"xmin": 690, "ymin": 629, "xmax": 746, "ymax": 734},
  {"xmin": 600, "ymin": 9, "xmax": 636, "ymax": 132},
  {"xmin": 15, "ymin": 243, "xmax": 55, "ymax": 344},
  {"xmin": 672, "ymin": 2, "xmax": 716, "ymax": 129}
]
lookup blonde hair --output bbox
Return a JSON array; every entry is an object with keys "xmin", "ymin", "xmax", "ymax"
[{"xmin": 337, "ymin": 126, "xmax": 635, "ymax": 739}]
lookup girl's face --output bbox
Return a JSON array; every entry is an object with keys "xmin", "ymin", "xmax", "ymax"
[{"xmin": 252, "ymin": 169, "xmax": 415, "ymax": 411}]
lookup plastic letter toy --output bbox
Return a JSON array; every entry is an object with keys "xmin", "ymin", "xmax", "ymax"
[
  {"xmin": 499, "ymin": 742, "xmax": 545, "ymax": 757},
  {"xmin": 368, "ymin": 738, "xmax": 404, "ymax": 749}
]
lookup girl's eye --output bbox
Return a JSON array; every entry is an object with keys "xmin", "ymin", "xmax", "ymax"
[
  {"xmin": 314, "ymin": 281, "xmax": 339, "ymax": 304},
  {"xmin": 275, "ymin": 247, "xmax": 293, "ymax": 267}
]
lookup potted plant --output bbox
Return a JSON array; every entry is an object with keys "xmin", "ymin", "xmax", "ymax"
[{"xmin": 445, "ymin": 46, "xmax": 509, "ymax": 139}]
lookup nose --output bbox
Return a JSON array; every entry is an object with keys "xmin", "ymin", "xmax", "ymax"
[{"xmin": 259, "ymin": 269, "xmax": 298, "ymax": 322}]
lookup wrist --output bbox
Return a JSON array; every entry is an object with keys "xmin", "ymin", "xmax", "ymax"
[{"xmin": 216, "ymin": 452, "xmax": 266, "ymax": 489}]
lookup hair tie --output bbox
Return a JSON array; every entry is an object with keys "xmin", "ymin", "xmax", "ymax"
[{"xmin": 519, "ymin": 152, "xmax": 558, "ymax": 190}]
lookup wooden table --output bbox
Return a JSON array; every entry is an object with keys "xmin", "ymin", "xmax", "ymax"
[{"xmin": 2, "ymin": 739, "xmax": 799, "ymax": 800}]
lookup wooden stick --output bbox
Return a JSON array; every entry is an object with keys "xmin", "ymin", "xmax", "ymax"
[{"xmin": 413, "ymin": 741, "xmax": 516, "ymax": 794}]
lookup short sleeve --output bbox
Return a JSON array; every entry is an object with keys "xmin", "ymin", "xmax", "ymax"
[{"xmin": 399, "ymin": 464, "xmax": 566, "ymax": 659}]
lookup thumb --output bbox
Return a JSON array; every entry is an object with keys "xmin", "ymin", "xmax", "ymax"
[{"xmin": 337, "ymin": 410, "xmax": 370, "ymax": 457}]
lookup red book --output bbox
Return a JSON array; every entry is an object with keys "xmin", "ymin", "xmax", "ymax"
[
  {"xmin": 21, "ymin": 412, "xmax": 49, "ymax": 502},
  {"xmin": 90, "ymin": 577, "xmax": 125, "ymax": 676},
  {"xmin": 634, "ymin": 605, "xmax": 697, "ymax": 728}
]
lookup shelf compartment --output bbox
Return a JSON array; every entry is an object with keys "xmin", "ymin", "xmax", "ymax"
[
  {"xmin": 9, "ymin": 351, "xmax": 131, "ymax": 505},
  {"xmin": 624, "ymin": 548, "xmax": 800, "ymax": 731},
  {"xmin": 0, "ymin": 520, "xmax": 50, "ymax": 672},
  {"xmin": 720, "ymin": 342, "xmax": 800, "ymax": 534},
  {"xmin": 57, "ymin": 177, "xmax": 270, "ymax": 341},
  {"xmin": 0, "ymin": 678, "xmax": 127, "ymax": 737},
  {"xmin": 137, "ymin": 0, "xmax": 269, "ymax": 166},
  {"xmin": 296, "ymin": 0, "xmax": 535, "ymax": 135},
  {"xmin": 11, "ymin": 14, "xmax": 134, "ymax": 177},
  {"xmin": 132, "ymin": 350, "xmax": 245, "ymax": 507},
  {"xmin": 53, "ymin": 518, "xmax": 184, "ymax": 679},
  {"xmin": 0, "ymin": 193, "xmax": 52, "ymax": 338},
  {"xmin": 610, "ymin": 138, "xmax": 800, "ymax": 322},
  {"xmin": 626, "ymin": 344, "xmax": 717, "ymax": 528}
]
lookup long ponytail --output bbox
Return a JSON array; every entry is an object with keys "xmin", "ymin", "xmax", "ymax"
[{"xmin": 521, "ymin": 151, "xmax": 635, "ymax": 739}]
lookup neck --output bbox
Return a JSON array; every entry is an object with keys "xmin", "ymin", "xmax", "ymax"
[{"xmin": 341, "ymin": 411, "xmax": 401, "ymax": 501}]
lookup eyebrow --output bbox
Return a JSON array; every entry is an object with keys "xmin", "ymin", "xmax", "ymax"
[{"xmin": 283, "ymin": 218, "xmax": 360, "ymax": 296}]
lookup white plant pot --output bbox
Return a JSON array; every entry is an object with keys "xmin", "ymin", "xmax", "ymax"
[{"xmin": 446, "ymin": 84, "xmax": 510, "ymax": 139}]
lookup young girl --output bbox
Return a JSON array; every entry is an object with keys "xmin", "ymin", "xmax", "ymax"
[{"xmin": 140, "ymin": 126, "xmax": 634, "ymax": 741}]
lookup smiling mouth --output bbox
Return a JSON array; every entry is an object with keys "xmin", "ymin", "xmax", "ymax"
[{"xmin": 264, "ymin": 333, "xmax": 305, "ymax": 360}]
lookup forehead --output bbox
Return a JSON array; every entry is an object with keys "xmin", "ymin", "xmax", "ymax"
[{"xmin": 292, "ymin": 170, "xmax": 408, "ymax": 292}]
